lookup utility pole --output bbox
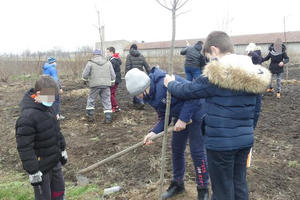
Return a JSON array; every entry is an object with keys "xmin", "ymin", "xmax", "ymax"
[{"xmin": 96, "ymin": 9, "xmax": 104, "ymax": 53}]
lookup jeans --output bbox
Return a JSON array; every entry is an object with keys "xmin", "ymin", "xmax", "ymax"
[
  {"xmin": 269, "ymin": 73, "xmax": 282, "ymax": 92},
  {"xmin": 53, "ymin": 95, "xmax": 60, "ymax": 115},
  {"xmin": 184, "ymin": 66, "xmax": 202, "ymax": 81},
  {"xmin": 207, "ymin": 147, "xmax": 251, "ymax": 200},
  {"xmin": 172, "ymin": 117, "xmax": 209, "ymax": 188}
]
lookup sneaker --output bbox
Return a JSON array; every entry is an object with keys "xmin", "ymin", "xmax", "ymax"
[
  {"xmin": 197, "ymin": 188, "xmax": 209, "ymax": 200},
  {"xmin": 112, "ymin": 106, "xmax": 121, "ymax": 113},
  {"xmin": 58, "ymin": 114, "xmax": 65, "ymax": 120},
  {"xmin": 276, "ymin": 92, "xmax": 281, "ymax": 99},
  {"xmin": 162, "ymin": 180, "xmax": 185, "ymax": 200}
]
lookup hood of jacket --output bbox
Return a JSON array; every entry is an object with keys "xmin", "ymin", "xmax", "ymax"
[
  {"xmin": 129, "ymin": 49, "xmax": 141, "ymax": 57},
  {"xmin": 144, "ymin": 67, "xmax": 166, "ymax": 102},
  {"xmin": 194, "ymin": 42, "xmax": 203, "ymax": 51},
  {"xmin": 203, "ymin": 54, "xmax": 271, "ymax": 94},
  {"xmin": 91, "ymin": 55, "xmax": 108, "ymax": 65},
  {"xmin": 20, "ymin": 89, "xmax": 49, "ymax": 112}
]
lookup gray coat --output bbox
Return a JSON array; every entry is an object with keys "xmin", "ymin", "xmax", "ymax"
[
  {"xmin": 82, "ymin": 56, "xmax": 116, "ymax": 88},
  {"xmin": 180, "ymin": 43, "xmax": 206, "ymax": 68}
]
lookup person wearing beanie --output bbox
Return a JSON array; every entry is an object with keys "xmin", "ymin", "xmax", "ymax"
[
  {"xmin": 262, "ymin": 38, "xmax": 289, "ymax": 99},
  {"xmin": 125, "ymin": 43, "xmax": 151, "ymax": 109},
  {"xmin": 245, "ymin": 43, "xmax": 263, "ymax": 65},
  {"xmin": 125, "ymin": 67, "xmax": 209, "ymax": 200},
  {"xmin": 82, "ymin": 49, "xmax": 116, "ymax": 123},
  {"xmin": 106, "ymin": 46, "xmax": 122, "ymax": 113},
  {"xmin": 180, "ymin": 41, "xmax": 207, "ymax": 81},
  {"xmin": 42, "ymin": 57, "xmax": 65, "ymax": 120}
]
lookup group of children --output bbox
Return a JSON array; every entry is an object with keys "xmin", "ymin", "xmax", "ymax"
[{"xmin": 15, "ymin": 30, "xmax": 289, "ymax": 200}]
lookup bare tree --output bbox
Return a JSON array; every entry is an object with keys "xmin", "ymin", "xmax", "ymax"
[{"xmin": 155, "ymin": 0, "xmax": 190, "ymax": 199}]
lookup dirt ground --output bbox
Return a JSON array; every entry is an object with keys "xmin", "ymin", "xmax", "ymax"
[{"xmin": 0, "ymin": 67, "xmax": 299, "ymax": 200}]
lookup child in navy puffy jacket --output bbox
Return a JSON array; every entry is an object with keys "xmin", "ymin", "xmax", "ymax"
[
  {"xmin": 125, "ymin": 67, "xmax": 209, "ymax": 200},
  {"xmin": 164, "ymin": 31, "xmax": 271, "ymax": 200}
]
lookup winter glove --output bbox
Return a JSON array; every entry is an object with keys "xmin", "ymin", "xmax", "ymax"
[
  {"xmin": 29, "ymin": 171, "xmax": 43, "ymax": 186},
  {"xmin": 60, "ymin": 150, "xmax": 68, "ymax": 165}
]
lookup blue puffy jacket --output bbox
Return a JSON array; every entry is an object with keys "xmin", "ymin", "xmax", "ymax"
[
  {"xmin": 167, "ymin": 54, "xmax": 271, "ymax": 151},
  {"xmin": 43, "ymin": 63, "xmax": 61, "ymax": 88},
  {"xmin": 145, "ymin": 67, "xmax": 205, "ymax": 134}
]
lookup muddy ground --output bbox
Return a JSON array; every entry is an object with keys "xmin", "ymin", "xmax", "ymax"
[{"xmin": 0, "ymin": 67, "xmax": 299, "ymax": 200}]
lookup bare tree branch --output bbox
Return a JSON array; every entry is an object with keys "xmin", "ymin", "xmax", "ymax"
[
  {"xmin": 156, "ymin": 0, "xmax": 172, "ymax": 10},
  {"xmin": 176, "ymin": 9, "xmax": 191, "ymax": 17},
  {"xmin": 176, "ymin": 0, "xmax": 190, "ymax": 10}
]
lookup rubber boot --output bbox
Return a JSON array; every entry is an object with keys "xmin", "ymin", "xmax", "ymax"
[
  {"xmin": 162, "ymin": 180, "xmax": 185, "ymax": 200},
  {"xmin": 104, "ymin": 112, "xmax": 112, "ymax": 124},
  {"xmin": 197, "ymin": 187, "xmax": 209, "ymax": 200}
]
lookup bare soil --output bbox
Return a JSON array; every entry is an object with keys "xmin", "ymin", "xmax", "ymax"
[{"xmin": 0, "ymin": 67, "xmax": 299, "ymax": 200}]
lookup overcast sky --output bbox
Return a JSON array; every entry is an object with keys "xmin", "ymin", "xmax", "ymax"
[{"xmin": 0, "ymin": 0, "xmax": 299, "ymax": 54}]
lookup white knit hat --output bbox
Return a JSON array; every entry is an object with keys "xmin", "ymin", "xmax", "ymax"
[{"xmin": 125, "ymin": 68, "xmax": 150, "ymax": 96}]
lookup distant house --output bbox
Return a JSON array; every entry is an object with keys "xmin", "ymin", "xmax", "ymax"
[
  {"xmin": 123, "ymin": 31, "xmax": 300, "ymax": 57},
  {"xmin": 95, "ymin": 40, "xmax": 131, "ymax": 56}
]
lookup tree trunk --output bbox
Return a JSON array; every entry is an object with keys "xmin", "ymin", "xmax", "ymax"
[{"xmin": 158, "ymin": 2, "xmax": 176, "ymax": 199}]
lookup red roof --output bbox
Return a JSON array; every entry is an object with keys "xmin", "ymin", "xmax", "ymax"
[{"xmin": 125, "ymin": 31, "xmax": 300, "ymax": 50}]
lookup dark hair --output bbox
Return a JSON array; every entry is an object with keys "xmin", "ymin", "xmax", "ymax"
[
  {"xmin": 107, "ymin": 46, "xmax": 115, "ymax": 54},
  {"xmin": 196, "ymin": 41, "xmax": 203, "ymax": 45},
  {"xmin": 203, "ymin": 31, "xmax": 234, "ymax": 55},
  {"xmin": 130, "ymin": 44, "xmax": 138, "ymax": 50},
  {"xmin": 34, "ymin": 75, "xmax": 58, "ymax": 95}
]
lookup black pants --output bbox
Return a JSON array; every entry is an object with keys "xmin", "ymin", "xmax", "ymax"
[
  {"xmin": 207, "ymin": 147, "xmax": 251, "ymax": 200},
  {"xmin": 33, "ymin": 163, "xmax": 65, "ymax": 200}
]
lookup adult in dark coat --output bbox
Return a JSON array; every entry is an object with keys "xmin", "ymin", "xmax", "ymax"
[
  {"xmin": 180, "ymin": 41, "xmax": 206, "ymax": 81},
  {"xmin": 125, "ymin": 44, "xmax": 151, "ymax": 108},
  {"xmin": 262, "ymin": 39, "xmax": 289, "ymax": 98}
]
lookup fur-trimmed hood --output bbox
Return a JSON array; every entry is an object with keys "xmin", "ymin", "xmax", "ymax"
[{"xmin": 203, "ymin": 54, "xmax": 271, "ymax": 94}]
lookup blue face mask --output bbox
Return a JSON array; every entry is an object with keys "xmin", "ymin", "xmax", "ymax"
[{"xmin": 42, "ymin": 102, "xmax": 54, "ymax": 107}]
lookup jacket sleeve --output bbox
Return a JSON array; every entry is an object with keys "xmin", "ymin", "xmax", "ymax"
[
  {"xmin": 253, "ymin": 95, "xmax": 262, "ymax": 129},
  {"xmin": 151, "ymin": 111, "xmax": 172, "ymax": 134},
  {"xmin": 167, "ymin": 77, "xmax": 214, "ymax": 100},
  {"xmin": 142, "ymin": 56, "xmax": 151, "ymax": 74},
  {"xmin": 15, "ymin": 116, "xmax": 39, "ymax": 174},
  {"xmin": 282, "ymin": 52, "xmax": 289, "ymax": 64},
  {"xmin": 262, "ymin": 52, "xmax": 271, "ymax": 62},
  {"xmin": 109, "ymin": 62, "xmax": 116, "ymax": 82},
  {"xmin": 82, "ymin": 62, "xmax": 91, "ymax": 81},
  {"xmin": 49, "ymin": 67, "xmax": 61, "ymax": 88},
  {"xmin": 180, "ymin": 47, "xmax": 188, "ymax": 55},
  {"xmin": 178, "ymin": 99, "xmax": 199, "ymax": 123},
  {"xmin": 125, "ymin": 55, "xmax": 132, "ymax": 74}
]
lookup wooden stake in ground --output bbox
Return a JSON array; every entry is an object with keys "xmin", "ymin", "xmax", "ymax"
[{"xmin": 155, "ymin": 1, "xmax": 190, "ymax": 199}]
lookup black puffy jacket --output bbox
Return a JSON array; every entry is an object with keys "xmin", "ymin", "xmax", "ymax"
[
  {"xmin": 110, "ymin": 56, "xmax": 122, "ymax": 84},
  {"xmin": 125, "ymin": 49, "xmax": 150, "ymax": 74},
  {"xmin": 180, "ymin": 43, "xmax": 206, "ymax": 68},
  {"xmin": 15, "ymin": 89, "xmax": 66, "ymax": 174},
  {"xmin": 263, "ymin": 44, "xmax": 289, "ymax": 74}
]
